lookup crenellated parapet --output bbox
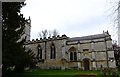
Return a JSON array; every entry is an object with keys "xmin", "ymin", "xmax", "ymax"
[{"xmin": 25, "ymin": 34, "xmax": 68, "ymax": 45}]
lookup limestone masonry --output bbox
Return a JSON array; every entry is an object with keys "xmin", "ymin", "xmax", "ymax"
[{"xmin": 24, "ymin": 18, "xmax": 116, "ymax": 70}]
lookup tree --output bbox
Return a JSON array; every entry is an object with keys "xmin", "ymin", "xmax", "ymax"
[
  {"xmin": 113, "ymin": 43, "xmax": 120, "ymax": 69},
  {"xmin": 52, "ymin": 29, "xmax": 59, "ymax": 37},
  {"xmin": 2, "ymin": 2, "xmax": 35, "ymax": 74},
  {"xmin": 42, "ymin": 29, "xmax": 48, "ymax": 39},
  {"xmin": 38, "ymin": 29, "xmax": 59, "ymax": 38},
  {"xmin": 48, "ymin": 30, "xmax": 52, "ymax": 37},
  {"xmin": 39, "ymin": 32, "xmax": 43, "ymax": 39},
  {"xmin": 39, "ymin": 29, "xmax": 48, "ymax": 39}
]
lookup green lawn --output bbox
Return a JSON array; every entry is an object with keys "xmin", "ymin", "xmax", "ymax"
[
  {"xmin": 11, "ymin": 69, "xmax": 103, "ymax": 77},
  {"xmin": 8, "ymin": 69, "xmax": 120, "ymax": 77}
]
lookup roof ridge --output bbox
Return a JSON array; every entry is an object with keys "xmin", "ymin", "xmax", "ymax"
[{"xmin": 68, "ymin": 33, "xmax": 106, "ymax": 41}]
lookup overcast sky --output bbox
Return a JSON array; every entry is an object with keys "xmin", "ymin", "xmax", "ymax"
[{"xmin": 21, "ymin": 0, "xmax": 118, "ymax": 41}]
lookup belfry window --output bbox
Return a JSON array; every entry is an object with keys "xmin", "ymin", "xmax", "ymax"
[
  {"xmin": 50, "ymin": 43, "xmax": 56, "ymax": 59},
  {"xmin": 37, "ymin": 45, "xmax": 42, "ymax": 59}
]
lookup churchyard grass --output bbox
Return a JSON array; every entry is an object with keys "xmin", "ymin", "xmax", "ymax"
[{"xmin": 11, "ymin": 69, "xmax": 104, "ymax": 77}]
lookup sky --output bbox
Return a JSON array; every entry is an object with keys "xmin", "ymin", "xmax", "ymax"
[{"xmin": 21, "ymin": 0, "xmax": 119, "ymax": 42}]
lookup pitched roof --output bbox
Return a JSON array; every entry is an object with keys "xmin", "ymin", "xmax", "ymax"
[{"xmin": 68, "ymin": 33, "xmax": 110, "ymax": 41}]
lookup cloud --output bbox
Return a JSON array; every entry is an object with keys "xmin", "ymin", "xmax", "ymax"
[{"xmin": 21, "ymin": 0, "xmax": 117, "ymax": 40}]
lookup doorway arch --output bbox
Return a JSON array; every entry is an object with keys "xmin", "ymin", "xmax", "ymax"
[{"xmin": 83, "ymin": 58, "xmax": 90, "ymax": 70}]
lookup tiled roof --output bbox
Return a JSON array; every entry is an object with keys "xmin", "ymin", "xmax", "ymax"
[{"xmin": 68, "ymin": 33, "xmax": 109, "ymax": 41}]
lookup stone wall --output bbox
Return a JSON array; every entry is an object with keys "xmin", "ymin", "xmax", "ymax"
[{"xmin": 25, "ymin": 33, "xmax": 116, "ymax": 70}]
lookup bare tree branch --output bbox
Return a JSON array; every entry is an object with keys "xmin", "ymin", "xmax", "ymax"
[
  {"xmin": 48, "ymin": 30, "xmax": 52, "ymax": 37},
  {"xmin": 38, "ymin": 32, "xmax": 42, "ymax": 38},
  {"xmin": 52, "ymin": 29, "xmax": 58, "ymax": 37},
  {"xmin": 38, "ymin": 29, "xmax": 59, "ymax": 39},
  {"xmin": 42, "ymin": 29, "xmax": 48, "ymax": 38}
]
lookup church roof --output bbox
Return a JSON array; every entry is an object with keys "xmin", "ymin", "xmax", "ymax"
[{"xmin": 68, "ymin": 33, "xmax": 110, "ymax": 41}]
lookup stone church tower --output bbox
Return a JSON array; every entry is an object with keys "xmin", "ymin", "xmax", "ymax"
[
  {"xmin": 19, "ymin": 16, "xmax": 31, "ymax": 42},
  {"xmin": 24, "ymin": 16, "xmax": 31, "ymax": 41}
]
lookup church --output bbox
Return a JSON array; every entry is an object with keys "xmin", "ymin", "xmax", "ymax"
[{"xmin": 24, "ymin": 17, "xmax": 116, "ymax": 70}]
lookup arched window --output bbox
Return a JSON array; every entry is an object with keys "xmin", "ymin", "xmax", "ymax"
[
  {"xmin": 37, "ymin": 45, "xmax": 42, "ymax": 59},
  {"xmin": 74, "ymin": 52, "xmax": 77, "ymax": 61},
  {"xmin": 69, "ymin": 47, "xmax": 77, "ymax": 61},
  {"xmin": 50, "ymin": 43, "xmax": 56, "ymax": 59},
  {"xmin": 70, "ymin": 52, "xmax": 73, "ymax": 60}
]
